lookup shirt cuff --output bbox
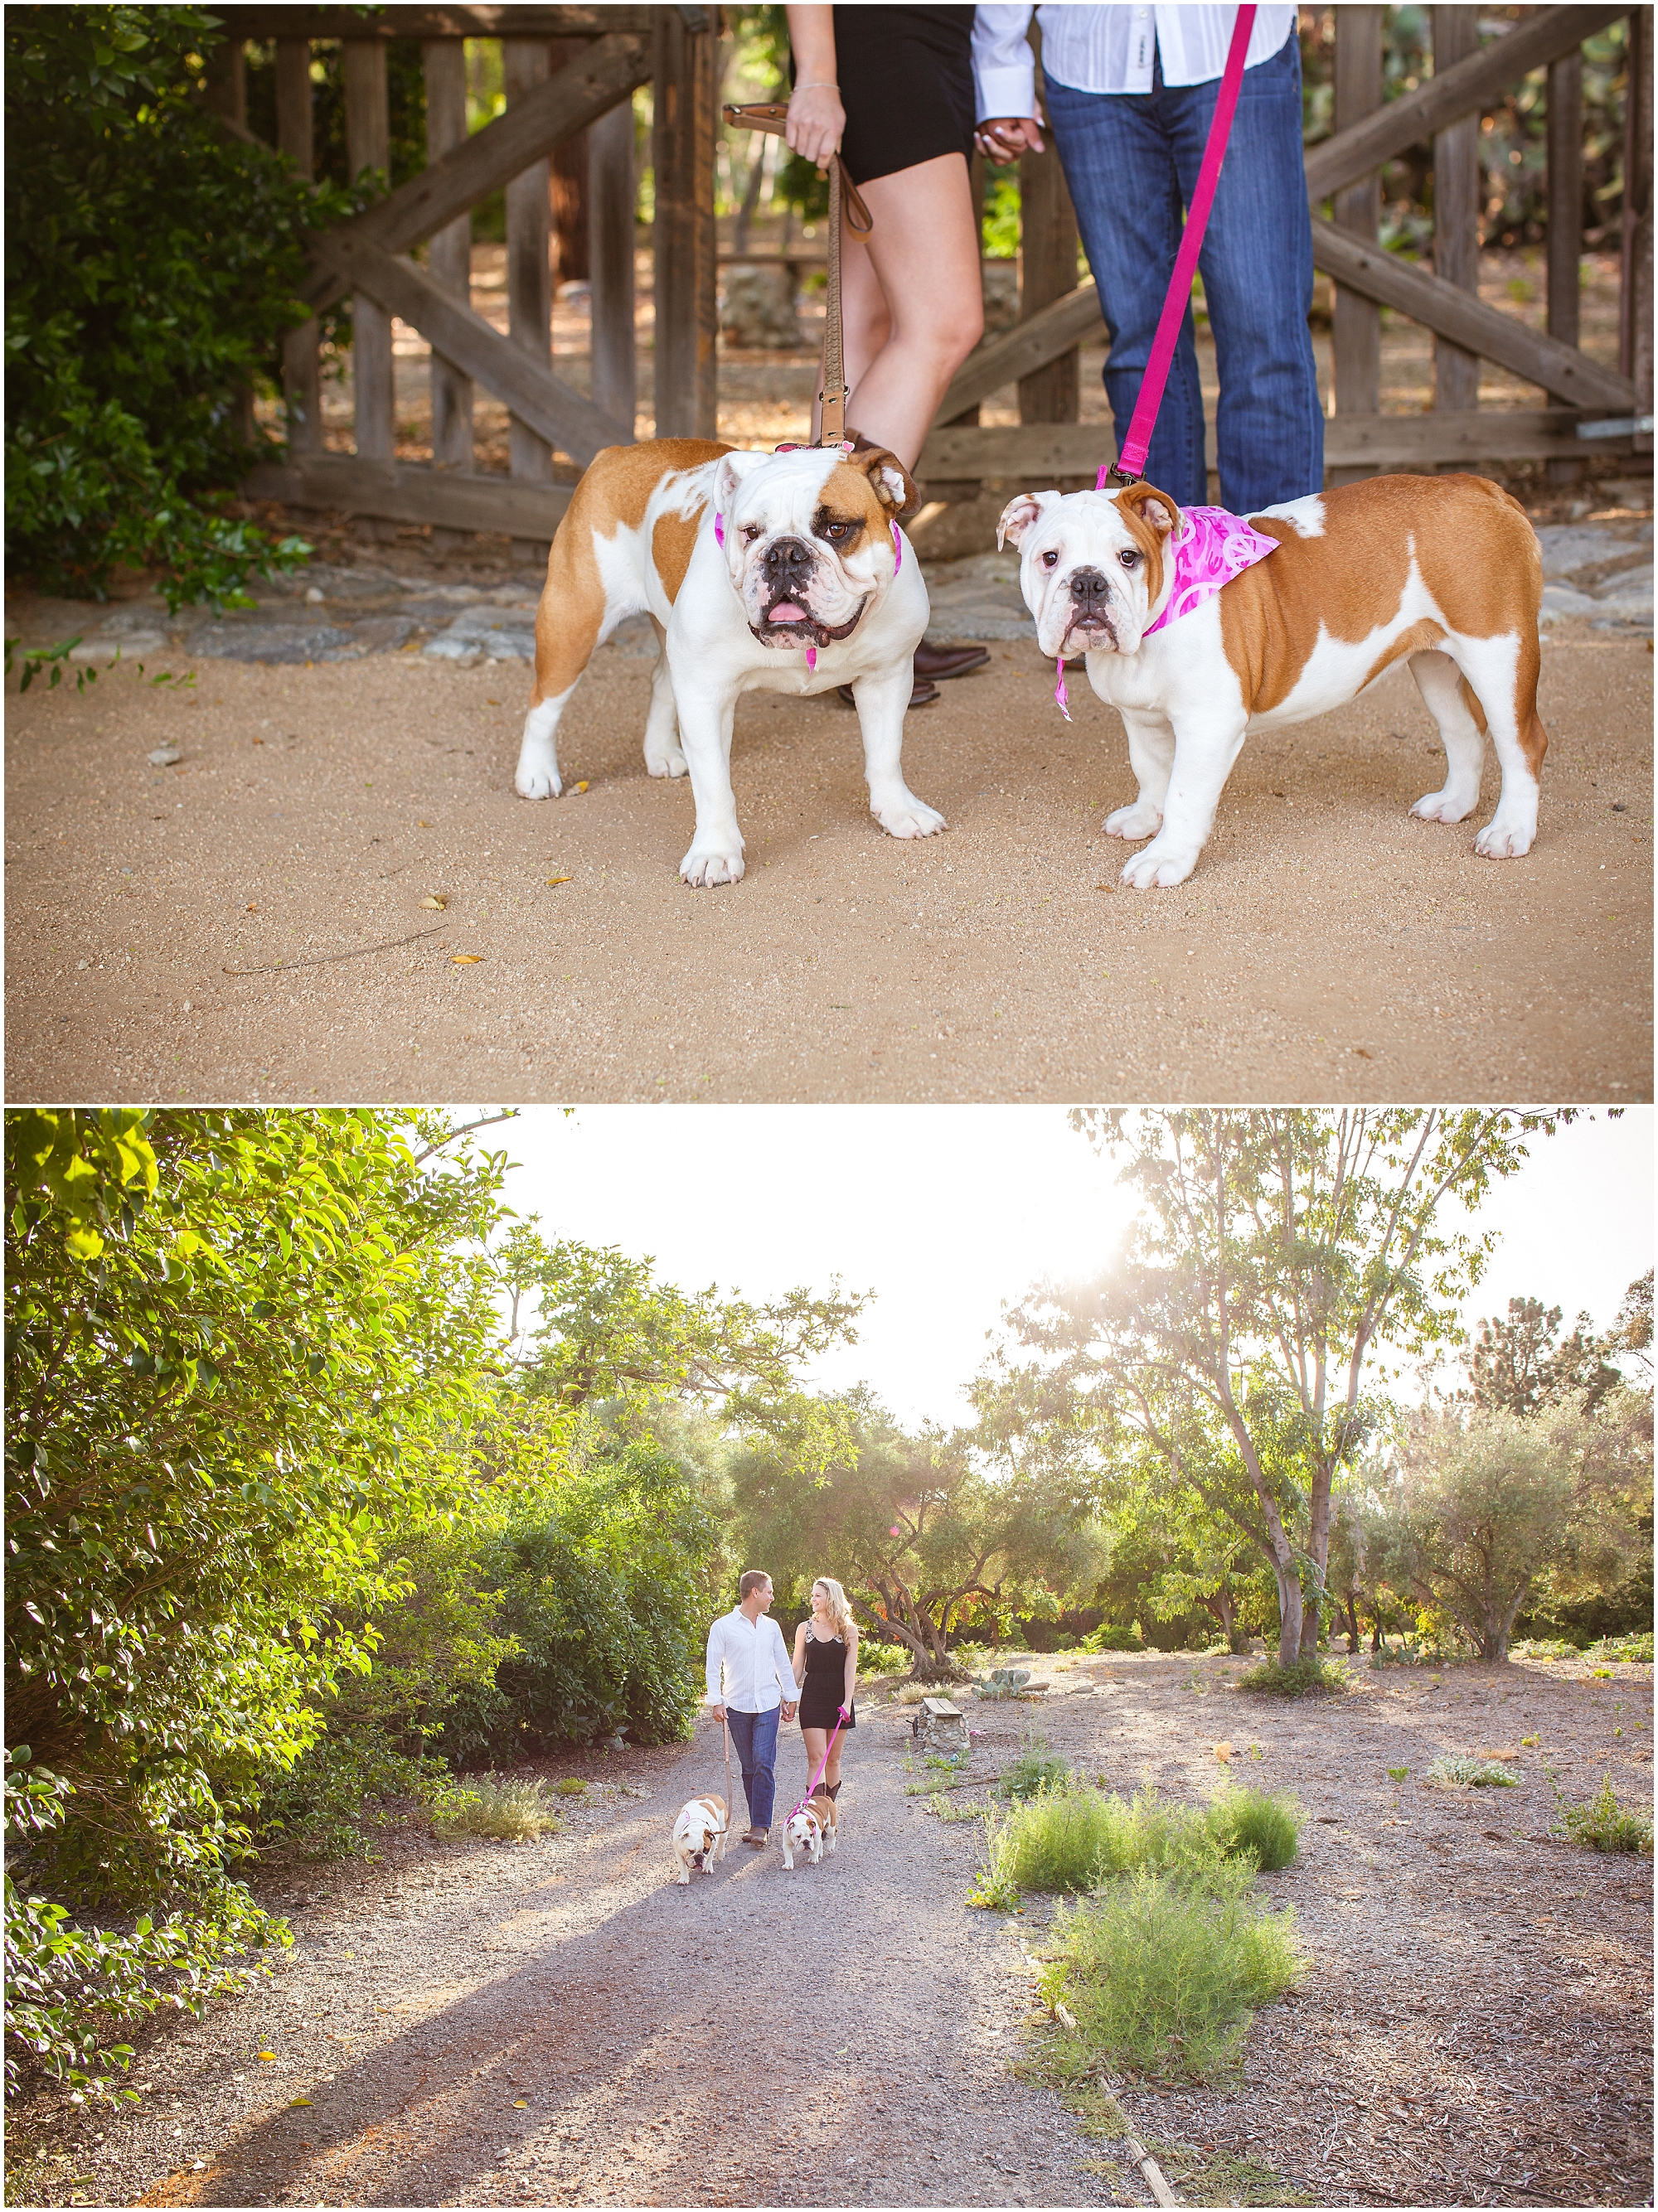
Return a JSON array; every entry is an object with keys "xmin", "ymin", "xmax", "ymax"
[{"xmin": 976, "ymin": 62, "xmax": 1037, "ymax": 121}]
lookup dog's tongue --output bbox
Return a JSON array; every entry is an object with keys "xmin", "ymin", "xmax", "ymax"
[{"xmin": 768, "ymin": 602, "xmax": 807, "ymax": 623}]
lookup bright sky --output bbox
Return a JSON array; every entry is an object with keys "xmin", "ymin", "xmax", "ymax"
[{"xmin": 482, "ymin": 1107, "xmax": 1653, "ymax": 1430}]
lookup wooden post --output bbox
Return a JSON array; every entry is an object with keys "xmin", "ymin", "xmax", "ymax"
[
  {"xmin": 505, "ymin": 37, "xmax": 555, "ymax": 563},
  {"xmin": 345, "ymin": 36, "xmax": 395, "ymax": 541},
  {"xmin": 548, "ymin": 37, "xmax": 593, "ymax": 286},
  {"xmin": 589, "ymin": 95, "xmax": 638, "ymax": 438},
  {"xmin": 1017, "ymin": 54, "xmax": 1080, "ymax": 428},
  {"xmin": 276, "ymin": 38, "xmax": 321, "ymax": 456},
  {"xmin": 1545, "ymin": 45, "xmax": 1584, "ymax": 483},
  {"xmin": 1621, "ymin": 5, "xmax": 1654, "ymax": 456},
  {"xmin": 203, "ymin": 39, "xmax": 253, "ymax": 445},
  {"xmin": 1331, "ymin": 6, "xmax": 1383, "ymax": 484},
  {"xmin": 652, "ymin": 11, "xmax": 719, "ymax": 438},
  {"xmin": 424, "ymin": 39, "xmax": 475, "ymax": 548},
  {"xmin": 1431, "ymin": 6, "xmax": 1481, "ymax": 425}
]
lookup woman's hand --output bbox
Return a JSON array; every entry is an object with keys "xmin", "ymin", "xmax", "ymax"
[
  {"xmin": 786, "ymin": 80, "xmax": 844, "ymax": 172},
  {"xmin": 975, "ymin": 115, "xmax": 1045, "ymax": 164}
]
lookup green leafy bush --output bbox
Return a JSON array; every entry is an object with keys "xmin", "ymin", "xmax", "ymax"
[
  {"xmin": 997, "ymin": 1743, "xmax": 1069, "ymax": 1800},
  {"xmin": 255, "ymin": 1726, "xmax": 460, "ymax": 1861},
  {"xmin": 1592, "ymin": 1632, "xmax": 1655, "ymax": 1665},
  {"xmin": 433, "ymin": 1774, "xmax": 561, "ymax": 1842},
  {"xmin": 5, "ymin": 7, "xmax": 361, "ymax": 607},
  {"xmin": 1040, "ymin": 1864, "xmax": 1306, "ymax": 2081},
  {"xmin": 553, "ymin": 1777, "xmax": 589, "ymax": 1798},
  {"xmin": 1205, "ymin": 1784, "xmax": 1302, "ymax": 1872},
  {"xmin": 1236, "ymin": 1655, "xmax": 1346, "ymax": 1698},
  {"xmin": 1425, "ymin": 1756, "xmax": 1520, "ymax": 1788},
  {"xmin": 982, "ymin": 1782, "xmax": 1302, "ymax": 1897},
  {"xmin": 1080, "ymin": 1624, "xmax": 1144, "ymax": 1654},
  {"xmin": 1558, "ymin": 1774, "xmax": 1653, "ymax": 1854}
]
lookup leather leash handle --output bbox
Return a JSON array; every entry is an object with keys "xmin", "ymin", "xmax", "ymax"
[{"xmin": 724, "ymin": 102, "xmax": 871, "ymax": 449}]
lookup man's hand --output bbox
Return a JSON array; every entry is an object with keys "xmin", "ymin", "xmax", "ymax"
[
  {"xmin": 781, "ymin": 1701, "xmax": 798, "ymax": 1724},
  {"xmin": 710, "ymin": 1702, "xmax": 727, "ymax": 1723},
  {"xmin": 975, "ymin": 115, "xmax": 1045, "ymax": 164}
]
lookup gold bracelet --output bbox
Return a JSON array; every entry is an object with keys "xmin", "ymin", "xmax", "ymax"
[{"xmin": 793, "ymin": 80, "xmax": 840, "ymax": 91}]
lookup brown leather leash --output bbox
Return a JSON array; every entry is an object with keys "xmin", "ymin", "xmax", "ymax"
[{"xmin": 724, "ymin": 103, "xmax": 872, "ymax": 448}]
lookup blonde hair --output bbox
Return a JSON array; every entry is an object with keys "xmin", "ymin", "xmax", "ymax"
[{"xmin": 812, "ymin": 1576, "xmax": 856, "ymax": 1638}]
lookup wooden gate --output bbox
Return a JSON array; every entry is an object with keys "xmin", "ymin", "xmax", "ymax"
[
  {"xmin": 211, "ymin": 3, "xmax": 719, "ymax": 546},
  {"xmin": 918, "ymin": 2, "xmax": 1652, "ymax": 489}
]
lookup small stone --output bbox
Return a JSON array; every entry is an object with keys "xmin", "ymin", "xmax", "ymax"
[{"xmin": 148, "ymin": 743, "xmax": 183, "ymax": 766}]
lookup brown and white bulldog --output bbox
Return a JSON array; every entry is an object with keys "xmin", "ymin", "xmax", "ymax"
[
  {"xmin": 781, "ymin": 1790, "xmax": 838, "ymax": 1870},
  {"xmin": 671, "ymin": 1793, "xmax": 729, "ymax": 1883},
  {"xmin": 516, "ymin": 438, "xmax": 944, "ymax": 886},
  {"xmin": 998, "ymin": 472, "xmax": 1549, "ymax": 888}
]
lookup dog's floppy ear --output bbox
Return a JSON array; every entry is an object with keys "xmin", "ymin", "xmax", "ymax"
[
  {"xmin": 713, "ymin": 447, "xmax": 772, "ymax": 514},
  {"xmin": 849, "ymin": 445, "xmax": 919, "ymax": 520},
  {"xmin": 997, "ymin": 489, "xmax": 1062, "ymax": 550},
  {"xmin": 1114, "ymin": 480, "xmax": 1180, "ymax": 537}
]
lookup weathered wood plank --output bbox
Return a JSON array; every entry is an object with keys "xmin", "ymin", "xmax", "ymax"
[
  {"xmin": 916, "ymin": 411, "xmax": 1636, "ymax": 482},
  {"xmin": 1545, "ymin": 48, "xmax": 1585, "ymax": 484},
  {"xmin": 305, "ymin": 34, "xmax": 652, "ymax": 311},
  {"xmin": 1310, "ymin": 218, "xmax": 1636, "ymax": 409},
  {"xmin": 1017, "ymin": 75, "xmax": 1080, "ymax": 426},
  {"xmin": 1432, "ymin": 7, "xmax": 1481, "ymax": 416},
  {"xmin": 215, "ymin": 7, "xmax": 659, "ymax": 38},
  {"xmin": 315, "ymin": 230, "xmax": 631, "ymax": 465},
  {"xmin": 424, "ymin": 39, "xmax": 474, "ymax": 546},
  {"xmin": 1304, "ymin": 4, "xmax": 1625, "ymax": 202},
  {"xmin": 505, "ymin": 36, "xmax": 555, "ymax": 550},
  {"xmin": 276, "ymin": 37, "xmax": 321, "ymax": 455},
  {"xmin": 1331, "ymin": 5, "xmax": 1382, "ymax": 486},
  {"xmin": 1622, "ymin": 6, "xmax": 1654, "ymax": 451},
  {"xmin": 589, "ymin": 97, "xmax": 638, "ymax": 435},
  {"xmin": 245, "ymin": 453, "xmax": 573, "ymax": 536},
  {"xmin": 652, "ymin": 11, "xmax": 719, "ymax": 438},
  {"xmin": 345, "ymin": 38, "xmax": 395, "ymax": 508}
]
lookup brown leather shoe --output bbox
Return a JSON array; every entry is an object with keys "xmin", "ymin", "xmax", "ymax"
[
  {"xmin": 914, "ymin": 639, "xmax": 991, "ymax": 682},
  {"xmin": 835, "ymin": 680, "xmax": 940, "ymax": 709},
  {"xmin": 744, "ymin": 1825, "xmax": 768, "ymax": 1847}
]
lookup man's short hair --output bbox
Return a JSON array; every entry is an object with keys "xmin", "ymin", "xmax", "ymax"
[{"xmin": 738, "ymin": 1569, "xmax": 772, "ymax": 1600}]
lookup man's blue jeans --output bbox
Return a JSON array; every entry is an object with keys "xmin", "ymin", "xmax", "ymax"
[
  {"xmin": 725, "ymin": 1706, "xmax": 779, "ymax": 1829},
  {"xmin": 1045, "ymin": 30, "xmax": 1323, "ymax": 512}
]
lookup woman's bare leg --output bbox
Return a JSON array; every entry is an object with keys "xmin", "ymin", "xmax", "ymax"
[
  {"xmin": 824, "ymin": 1736, "xmax": 846, "ymax": 1789},
  {"xmin": 834, "ymin": 152, "xmax": 984, "ymax": 471},
  {"xmin": 802, "ymin": 1725, "xmax": 829, "ymax": 1795}
]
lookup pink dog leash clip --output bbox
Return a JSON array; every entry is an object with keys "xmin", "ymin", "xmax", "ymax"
[{"xmin": 1053, "ymin": 656, "xmax": 1072, "ymax": 722}]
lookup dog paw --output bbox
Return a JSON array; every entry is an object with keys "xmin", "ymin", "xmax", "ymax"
[
  {"xmin": 1103, "ymin": 801, "xmax": 1163, "ymax": 841},
  {"xmin": 1120, "ymin": 840, "xmax": 1199, "ymax": 890},
  {"xmin": 874, "ymin": 794, "xmax": 948, "ymax": 840},
  {"xmin": 515, "ymin": 763, "xmax": 563, "ymax": 800},
  {"xmin": 680, "ymin": 845, "xmax": 745, "ymax": 888},
  {"xmin": 1409, "ymin": 788, "xmax": 1476, "ymax": 825},
  {"xmin": 647, "ymin": 745, "xmax": 689, "ymax": 780},
  {"xmin": 1473, "ymin": 818, "xmax": 1535, "ymax": 859}
]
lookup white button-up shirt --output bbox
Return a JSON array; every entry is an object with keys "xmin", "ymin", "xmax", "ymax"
[
  {"xmin": 972, "ymin": 5, "xmax": 1297, "ymax": 115},
  {"xmin": 705, "ymin": 1606, "xmax": 797, "ymax": 1714}
]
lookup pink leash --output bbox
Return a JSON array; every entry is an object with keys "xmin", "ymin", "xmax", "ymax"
[
  {"xmin": 788, "ymin": 1703, "xmax": 850, "ymax": 1824},
  {"xmin": 1055, "ymin": 2, "xmax": 1257, "ymax": 720}
]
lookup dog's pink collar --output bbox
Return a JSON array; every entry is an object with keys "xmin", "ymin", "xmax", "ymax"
[{"xmin": 1143, "ymin": 505, "xmax": 1278, "ymax": 636}]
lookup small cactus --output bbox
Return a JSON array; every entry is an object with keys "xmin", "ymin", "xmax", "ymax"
[{"xmin": 976, "ymin": 1667, "xmax": 1033, "ymax": 1701}]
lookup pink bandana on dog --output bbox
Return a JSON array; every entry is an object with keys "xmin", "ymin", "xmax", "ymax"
[{"xmin": 1143, "ymin": 504, "xmax": 1279, "ymax": 636}]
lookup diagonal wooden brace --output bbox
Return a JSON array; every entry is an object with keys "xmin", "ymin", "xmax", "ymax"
[
  {"xmin": 305, "ymin": 31, "xmax": 651, "ymax": 312},
  {"xmin": 1310, "ymin": 218, "xmax": 1637, "ymax": 410},
  {"xmin": 316, "ymin": 229, "xmax": 633, "ymax": 466}
]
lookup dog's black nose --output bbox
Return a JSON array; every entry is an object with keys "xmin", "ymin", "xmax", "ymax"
[
  {"xmin": 763, "ymin": 536, "xmax": 813, "ymax": 581},
  {"xmin": 1069, "ymin": 566, "xmax": 1108, "ymax": 603}
]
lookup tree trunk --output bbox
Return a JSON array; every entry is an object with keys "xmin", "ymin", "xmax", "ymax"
[
  {"xmin": 1345, "ymin": 1593, "xmax": 1360, "ymax": 1652},
  {"xmin": 1299, "ymin": 1455, "xmax": 1337, "ymax": 1658},
  {"xmin": 1370, "ymin": 1607, "xmax": 1384, "ymax": 1654}
]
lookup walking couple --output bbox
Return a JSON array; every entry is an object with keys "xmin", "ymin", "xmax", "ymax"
[{"xmin": 705, "ymin": 1570, "xmax": 858, "ymax": 1848}]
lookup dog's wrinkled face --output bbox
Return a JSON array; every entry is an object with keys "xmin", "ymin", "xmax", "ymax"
[
  {"xmin": 999, "ymin": 482, "xmax": 1180, "ymax": 657},
  {"xmin": 784, "ymin": 1806, "xmax": 823, "ymax": 1852},
  {"xmin": 715, "ymin": 446, "xmax": 914, "ymax": 652}
]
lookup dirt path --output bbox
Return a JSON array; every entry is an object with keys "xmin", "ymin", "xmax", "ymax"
[
  {"xmin": 17, "ymin": 1697, "xmax": 1138, "ymax": 2211},
  {"xmin": 4, "ymin": 603, "xmax": 1650, "ymax": 1104},
  {"xmin": 13, "ymin": 1653, "xmax": 1651, "ymax": 2211}
]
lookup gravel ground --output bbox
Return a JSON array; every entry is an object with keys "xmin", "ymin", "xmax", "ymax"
[
  {"xmin": 8, "ymin": 1653, "xmax": 1649, "ymax": 2211},
  {"xmin": 3, "ymin": 519, "xmax": 1651, "ymax": 1105}
]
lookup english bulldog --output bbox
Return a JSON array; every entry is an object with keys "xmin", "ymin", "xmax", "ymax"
[
  {"xmin": 998, "ymin": 472, "xmax": 1549, "ymax": 888},
  {"xmin": 671, "ymin": 1793, "xmax": 729, "ymax": 1883},
  {"xmin": 781, "ymin": 1791, "xmax": 838, "ymax": 1871},
  {"xmin": 516, "ymin": 438, "xmax": 944, "ymax": 886}
]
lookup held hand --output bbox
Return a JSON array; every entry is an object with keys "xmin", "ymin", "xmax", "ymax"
[
  {"xmin": 974, "ymin": 115, "xmax": 1045, "ymax": 164},
  {"xmin": 782, "ymin": 1701, "xmax": 798, "ymax": 1724},
  {"xmin": 786, "ymin": 80, "xmax": 844, "ymax": 172}
]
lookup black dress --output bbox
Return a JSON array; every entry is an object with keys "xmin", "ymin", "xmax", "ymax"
[
  {"xmin": 798, "ymin": 1629, "xmax": 856, "ymax": 1730},
  {"xmin": 831, "ymin": 7, "xmax": 977, "ymax": 186}
]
